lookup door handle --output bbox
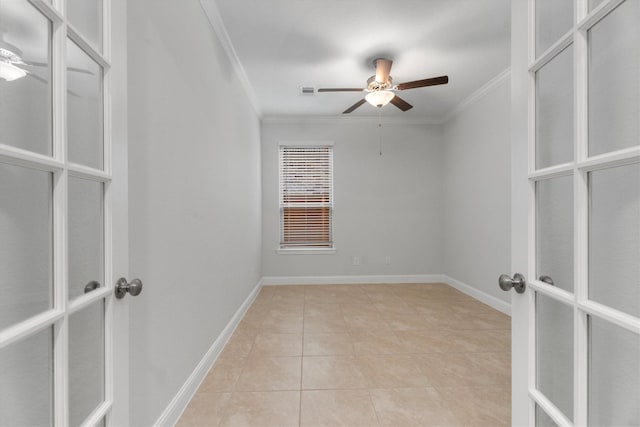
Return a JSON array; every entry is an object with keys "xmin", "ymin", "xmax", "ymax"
[
  {"xmin": 539, "ymin": 275, "xmax": 555, "ymax": 286},
  {"xmin": 499, "ymin": 273, "xmax": 526, "ymax": 294},
  {"xmin": 84, "ymin": 280, "xmax": 100, "ymax": 294},
  {"xmin": 115, "ymin": 277, "xmax": 143, "ymax": 299}
]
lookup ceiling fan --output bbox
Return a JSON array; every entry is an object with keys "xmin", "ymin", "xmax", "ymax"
[
  {"xmin": 318, "ymin": 58, "xmax": 448, "ymax": 114},
  {"xmin": 0, "ymin": 37, "xmax": 93, "ymax": 83}
]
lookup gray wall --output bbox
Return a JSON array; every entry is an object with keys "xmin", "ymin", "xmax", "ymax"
[
  {"xmin": 261, "ymin": 120, "xmax": 443, "ymax": 278},
  {"xmin": 127, "ymin": 0, "xmax": 262, "ymax": 425},
  {"xmin": 442, "ymin": 77, "xmax": 511, "ymax": 303}
]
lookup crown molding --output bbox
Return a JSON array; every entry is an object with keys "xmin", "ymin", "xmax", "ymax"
[
  {"xmin": 439, "ymin": 67, "xmax": 511, "ymax": 124},
  {"xmin": 199, "ymin": 0, "xmax": 262, "ymax": 118},
  {"xmin": 261, "ymin": 114, "xmax": 442, "ymax": 126}
]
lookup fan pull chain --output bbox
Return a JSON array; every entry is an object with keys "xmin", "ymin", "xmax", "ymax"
[{"xmin": 378, "ymin": 108, "xmax": 383, "ymax": 156}]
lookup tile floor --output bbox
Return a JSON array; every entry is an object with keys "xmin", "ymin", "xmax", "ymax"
[{"xmin": 177, "ymin": 283, "xmax": 511, "ymax": 427}]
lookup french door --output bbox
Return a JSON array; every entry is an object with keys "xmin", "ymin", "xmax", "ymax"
[
  {"xmin": 510, "ymin": 0, "xmax": 639, "ymax": 425},
  {"xmin": 0, "ymin": 0, "xmax": 129, "ymax": 425}
]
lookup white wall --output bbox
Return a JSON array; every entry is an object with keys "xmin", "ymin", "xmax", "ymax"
[
  {"xmin": 261, "ymin": 120, "xmax": 443, "ymax": 279},
  {"xmin": 442, "ymin": 75, "xmax": 511, "ymax": 303},
  {"xmin": 127, "ymin": 0, "xmax": 262, "ymax": 425}
]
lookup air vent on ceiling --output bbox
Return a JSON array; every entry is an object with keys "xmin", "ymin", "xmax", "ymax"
[{"xmin": 299, "ymin": 86, "xmax": 315, "ymax": 96}]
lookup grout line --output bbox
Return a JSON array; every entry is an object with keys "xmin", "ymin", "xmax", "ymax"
[{"xmin": 367, "ymin": 388, "xmax": 383, "ymax": 427}]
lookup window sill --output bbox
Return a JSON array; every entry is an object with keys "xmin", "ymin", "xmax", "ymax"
[{"xmin": 276, "ymin": 247, "xmax": 337, "ymax": 255}]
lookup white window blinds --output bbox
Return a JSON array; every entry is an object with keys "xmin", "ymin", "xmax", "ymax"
[{"xmin": 279, "ymin": 144, "xmax": 334, "ymax": 249}]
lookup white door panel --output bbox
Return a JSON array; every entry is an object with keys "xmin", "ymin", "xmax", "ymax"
[
  {"xmin": 0, "ymin": 0, "xmax": 129, "ymax": 425},
  {"xmin": 510, "ymin": 0, "xmax": 640, "ymax": 425}
]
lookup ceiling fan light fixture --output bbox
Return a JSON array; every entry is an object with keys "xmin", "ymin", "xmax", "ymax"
[
  {"xmin": 365, "ymin": 90, "xmax": 395, "ymax": 108},
  {"xmin": 0, "ymin": 61, "xmax": 27, "ymax": 81}
]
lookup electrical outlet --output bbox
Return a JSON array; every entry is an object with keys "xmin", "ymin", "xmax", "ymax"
[
  {"xmin": 352, "ymin": 256, "xmax": 360, "ymax": 266},
  {"xmin": 385, "ymin": 256, "xmax": 391, "ymax": 265}
]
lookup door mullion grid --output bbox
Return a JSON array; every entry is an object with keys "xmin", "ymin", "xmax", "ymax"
[
  {"xmin": 528, "ymin": 0, "xmax": 584, "ymax": 425},
  {"xmin": 102, "ymin": 0, "xmax": 115, "ymax": 423},
  {"xmin": 573, "ymin": 0, "xmax": 589, "ymax": 425},
  {"xmin": 52, "ymin": 0, "xmax": 69, "ymax": 424},
  {"xmin": 526, "ymin": 1, "xmax": 537, "ymax": 425}
]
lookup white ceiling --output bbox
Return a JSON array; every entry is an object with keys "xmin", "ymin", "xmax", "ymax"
[{"xmin": 211, "ymin": 0, "xmax": 511, "ymax": 120}]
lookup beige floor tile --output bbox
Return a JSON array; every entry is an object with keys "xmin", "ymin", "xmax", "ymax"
[
  {"xmin": 394, "ymin": 330, "xmax": 450, "ymax": 353},
  {"xmin": 300, "ymin": 390, "xmax": 380, "ymax": 427},
  {"xmin": 181, "ymin": 284, "xmax": 512, "ymax": 427},
  {"xmin": 437, "ymin": 385, "xmax": 511, "ymax": 426},
  {"xmin": 200, "ymin": 358, "xmax": 247, "ymax": 393},
  {"xmin": 303, "ymin": 333, "xmax": 354, "ymax": 356},
  {"xmin": 266, "ymin": 302, "xmax": 305, "ymax": 317},
  {"xmin": 304, "ymin": 293, "xmax": 339, "ymax": 304},
  {"xmin": 382, "ymin": 313, "xmax": 432, "ymax": 331},
  {"xmin": 250, "ymin": 333, "xmax": 302, "ymax": 357},
  {"xmin": 235, "ymin": 356, "xmax": 301, "ymax": 391},
  {"xmin": 218, "ymin": 391, "xmax": 300, "ymax": 427},
  {"xmin": 413, "ymin": 352, "xmax": 511, "ymax": 386},
  {"xmin": 370, "ymin": 301, "xmax": 416, "ymax": 315},
  {"xmin": 461, "ymin": 311, "xmax": 511, "ymax": 330},
  {"xmin": 304, "ymin": 302, "xmax": 342, "ymax": 317},
  {"xmin": 369, "ymin": 387, "xmax": 461, "ymax": 427},
  {"xmin": 302, "ymin": 356, "xmax": 368, "ymax": 389},
  {"xmin": 259, "ymin": 314, "xmax": 304, "ymax": 333},
  {"xmin": 303, "ymin": 315, "xmax": 348, "ymax": 333},
  {"xmin": 449, "ymin": 301, "xmax": 500, "ymax": 316},
  {"xmin": 338, "ymin": 302, "xmax": 379, "ymax": 317},
  {"xmin": 350, "ymin": 331, "xmax": 410, "ymax": 355},
  {"xmin": 177, "ymin": 392, "xmax": 231, "ymax": 427},
  {"xmin": 439, "ymin": 330, "xmax": 509, "ymax": 353},
  {"xmin": 360, "ymin": 292, "xmax": 397, "ymax": 303},
  {"xmin": 357, "ymin": 354, "xmax": 432, "ymax": 388},
  {"xmin": 219, "ymin": 333, "xmax": 256, "ymax": 359},
  {"xmin": 233, "ymin": 318, "xmax": 261, "ymax": 334},
  {"xmin": 487, "ymin": 329, "xmax": 512, "ymax": 351},
  {"xmin": 343, "ymin": 315, "xmax": 392, "ymax": 333}
]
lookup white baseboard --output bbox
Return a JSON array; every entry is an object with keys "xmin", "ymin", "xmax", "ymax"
[
  {"xmin": 262, "ymin": 274, "xmax": 446, "ymax": 286},
  {"xmin": 443, "ymin": 275, "xmax": 511, "ymax": 315},
  {"xmin": 154, "ymin": 279, "xmax": 263, "ymax": 427}
]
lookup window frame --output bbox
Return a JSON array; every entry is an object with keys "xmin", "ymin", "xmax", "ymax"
[{"xmin": 277, "ymin": 141, "xmax": 335, "ymax": 254}]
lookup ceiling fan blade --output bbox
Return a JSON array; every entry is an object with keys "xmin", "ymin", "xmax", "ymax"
[
  {"xmin": 390, "ymin": 95, "xmax": 413, "ymax": 111},
  {"xmin": 24, "ymin": 61, "xmax": 94, "ymax": 75},
  {"xmin": 396, "ymin": 75, "xmax": 449, "ymax": 91},
  {"xmin": 318, "ymin": 88, "xmax": 364, "ymax": 92},
  {"xmin": 374, "ymin": 58, "xmax": 393, "ymax": 83},
  {"xmin": 27, "ymin": 73, "xmax": 81, "ymax": 97},
  {"xmin": 342, "ymin": 99, "xmax": 366, "ymax": 114}
]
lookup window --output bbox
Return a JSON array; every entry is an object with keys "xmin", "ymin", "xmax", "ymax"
[{"xmin": 279, "ymin": 142, "xmax": 334, "ymax": 250}]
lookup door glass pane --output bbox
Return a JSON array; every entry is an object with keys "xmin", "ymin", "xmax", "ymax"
[
  {"xmin": 0, "ymin": 0, "xmax": 52, "ymax": 155},
  {"xmin": 67, "ymin": 0, "xmax": 102, "ymax": 52},
  {"xmin": 536, "ymin": 176, "xmax": 574, "ymax": 292},
  {"xmin": 589, "ymin": 316, "xmax": 640, "ymax": 426},
  {"xmin": 69, "ymin": 301, "xmax": 105, "ymax": 427},
  {"xmin": 589, "ymin": 0, "xmax": 605, "ymax": 11},
  {"xmin": 537, "ymin": 293, "xmax": 573, "ymax": 421},
  {"xmin": 0, "ymin": 163, "xmax": 52, "ymax": 330},
  {"xmin": 536, "ymin": 405, "xmax": 559, "ymax": 427},
  {"xmin": 0, "ymin": 327, "xmax": 53, "ymax": 426},
  {"xmin": 535, "ymin": 0, "xmax": 573, "ymax": 57},
  {"xmin": 536, "ymin": 46, "xmax": 574, "ymax": 169},
  {"xmin": 68, "ymin": 177, "xmax": 103, "ymax": 301},
  {"xmin": 589, "ymin": 163, "xmax": 640, "ymax": 317},
  {"xmin": 588, "ymin": 0, "xmax": 640, "ymax": 156},
  {"xmin": 67, "ymin": 39, "xmax": 103, "ymax": 170}
]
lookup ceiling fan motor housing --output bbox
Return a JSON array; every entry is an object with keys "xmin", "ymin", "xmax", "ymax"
[{"xmin": 367, "ymin": 75, "xmax": 393, "ymax": 91}]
